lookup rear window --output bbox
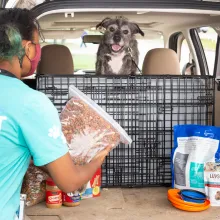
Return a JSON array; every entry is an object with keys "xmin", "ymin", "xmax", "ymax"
[{"xmin": 42, "ymin": 34, "xmax": 164, "ymax": 72}]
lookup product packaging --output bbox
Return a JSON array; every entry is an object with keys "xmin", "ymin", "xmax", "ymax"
[
  {"xmin": 81, "ymin": 168, "xmax": 101, "ymax": 199},
  {"xmin": 171, "ymin": 125, "xmax": 220, "ymax": 193},
  {"xmin": 46, "ymin": 178, "xmax": 62, "ymax": 209},
  {"xmin": 21, "ymin": 164, "xmax": 49, "ymax": 207},
  {"xmin": 14, "ymin": 194, "xmax": 27, "ymax": 220},
  {"xmin": 60, "ymin": 85, "xmax": 132, "ymax": 165},
  {"xmin": 62, "ymin": 192, "xmax": 81, "ymax": 207},
  {"xmin": 60, "ymin": 85, "xmax": 132, "ymax": 194},
  {"xmin": 204, "ymin": 162, "xmax": 220, "ymax": 206}
]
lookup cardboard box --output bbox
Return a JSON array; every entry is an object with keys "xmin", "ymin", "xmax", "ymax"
[{"xmin": 80, "ymin": 168, "xmax": 101, "ymax": 199}]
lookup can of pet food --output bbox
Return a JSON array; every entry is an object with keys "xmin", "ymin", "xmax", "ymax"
[
  {"xmin": 46, "ymin": 178, "xmax": 62, "ymax": 209},
  {"xmin": 62, "ymin": 192, "xmax": 81, "ymax": 207}
]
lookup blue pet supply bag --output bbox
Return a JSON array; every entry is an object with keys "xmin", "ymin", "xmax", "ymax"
[{"xmin": 171, "ymin": 125, "xmax": 220, "ymax": 193}]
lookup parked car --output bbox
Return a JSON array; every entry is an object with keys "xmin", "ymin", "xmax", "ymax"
[{"xmin": 2, "ymin": 0, "xmax": 220, "ymax": 218}]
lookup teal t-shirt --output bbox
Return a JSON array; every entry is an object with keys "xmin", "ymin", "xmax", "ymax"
[{"xmin": 0, "ymin": 74, "xmax": 68, "ymax": 220}]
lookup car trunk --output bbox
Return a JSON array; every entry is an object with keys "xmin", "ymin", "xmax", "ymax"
[{"xmin": 2, "ymin": 2, "xmax": 220, "ymax": 219}]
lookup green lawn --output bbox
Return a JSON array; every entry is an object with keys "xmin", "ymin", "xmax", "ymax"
[
  {"xmin": 201, "ymin": 39, "xmax": 216, "ymax": 51},
  {"xmin": 73, "ymin": 38, "xmax": 217, "ymax": 71},
  {"xmin": 182, "ymin": 38, "xmax": 216, "ymax": 51},
  {"xmin": 73, "ymin": 54, "xmax": 96, "ymax": 70}
]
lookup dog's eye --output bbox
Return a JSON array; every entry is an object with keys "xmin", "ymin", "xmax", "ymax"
[
  {"xmin": 109, "ymin": 27, "xmax": 115, "ymax": 32},
  {"xmin": 123, "ymin": 30, "xmax": 129, "ymax": 34}
]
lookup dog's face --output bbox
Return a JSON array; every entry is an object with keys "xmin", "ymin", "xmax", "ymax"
[
  {"xmin": 215, "ymin": 191, "xmax": 220, "ymax": 200},
  {"xmin": 96, "ymin": 17, "xmax": 144, "ymax": 54},
  {"xmin": 205, "ymin": 162, "xmax": 216, "ymax": 171}
]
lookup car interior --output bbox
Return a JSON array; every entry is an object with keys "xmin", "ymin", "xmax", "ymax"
[
  {"xmin": 3, "ymin": 0, "xmax": 220, "ymax": 217},
  {"xmin": 25, "ymin": 10, "xmax": 219, "ymax": 120},
  {"xmin": 21, "ymin": 11, "xmax": 217, "ymax": 75}
]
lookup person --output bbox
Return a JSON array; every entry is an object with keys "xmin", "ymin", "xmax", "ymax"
[{"xmin": 0, "ymin": 8, "xmax": 110, "ymax": 220}]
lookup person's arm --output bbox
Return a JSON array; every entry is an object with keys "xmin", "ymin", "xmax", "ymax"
[
  {"xmin": 34, "ymin": 150, "xmax": 109, "ymax": 192},
  {"xmin": 46, "ymin": 148, "xmax": 109, "ymax": 193}
]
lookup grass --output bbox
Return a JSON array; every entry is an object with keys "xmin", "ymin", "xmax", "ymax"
[
  {"xmin": 200, "ymin": 39, "xmax": 216, "ymax": 51},
  {"xmin": 73, "ymin": 54, "xmax": 96, "ymax": 70},
  {"xmin": 73, "ymin": 38, "xmax": 217, "ymax": 70},
  {"xmin": 183, "ymin": 38, "xmax": 216, "ymax": 51}
]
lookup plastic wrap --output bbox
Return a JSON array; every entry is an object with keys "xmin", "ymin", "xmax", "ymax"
[
  {"xmin": 21, "ymin": 164, "xmax": 49, "ymax": 207},
  {"xmin": 60, "ymin": 85, "xmax": 132, "ymax": 165}
]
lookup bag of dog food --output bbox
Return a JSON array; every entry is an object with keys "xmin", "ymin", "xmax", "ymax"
[
  {"xmin": 204, "ymin": 162, "xmax": 220, "ymax": 206},
  {"xmin": 171, "ymin": 125, "xmax": 220, "ymax": 193},
  {"xmin": 21, "ymin": 164, "xmax": 49, "ymax": 207},
  {"xmin": 60, "ymin": 85, "xmax": 132, "ymax": 166}
]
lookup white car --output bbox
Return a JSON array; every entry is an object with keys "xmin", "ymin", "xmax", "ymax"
[{"xmin": 2, "ymin": 0, "xmax": 220, "ymax": 219}]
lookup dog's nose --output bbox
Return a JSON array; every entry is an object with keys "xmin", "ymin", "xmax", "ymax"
[{"xmin": 113, "ymin": 35, "xmax": 121, "ymax": 43}]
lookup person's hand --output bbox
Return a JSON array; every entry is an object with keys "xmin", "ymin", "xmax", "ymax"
[{"xmin": 92, "ymin": 146, "xmax": 112, "ymax": 164}]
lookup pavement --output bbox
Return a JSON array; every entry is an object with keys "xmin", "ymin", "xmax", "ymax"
[{"xmin": 26, "ymin": 187, "xmax": 220, "ymax": 220}]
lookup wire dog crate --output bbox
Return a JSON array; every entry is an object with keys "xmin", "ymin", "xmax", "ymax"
[{"xmin": 37, "ymin": 75, "xmax": 215, "ymax": 187}]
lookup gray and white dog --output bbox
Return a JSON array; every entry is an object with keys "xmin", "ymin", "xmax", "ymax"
[{"xmin": 96, "ymin": 17, "xmax": 144, "ymax": 75}]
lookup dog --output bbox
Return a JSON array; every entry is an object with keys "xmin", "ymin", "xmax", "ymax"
[
  {"xmin": 96, "ymin": 17, "xmax": 144, "ymax": 75},
  {"xmin": 215, "ymin": 191, "xmax": 220, "ymax": 200},
  {"xmin": 205, "ymin": 162, "xmax": 216, "ymax": 171}
]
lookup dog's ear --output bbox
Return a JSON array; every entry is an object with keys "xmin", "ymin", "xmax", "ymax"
[
  {"xmin": 131, "ymin": 23, "xmax": 145, "ymax": 36},
  {"xmin": 96, "ymin": 17, "xmax": 112, "ymax": 30}
]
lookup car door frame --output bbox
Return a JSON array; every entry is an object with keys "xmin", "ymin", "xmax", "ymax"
[{"xmin": 31, "ymin": 0, "xmax": 220, "ymax": 17}]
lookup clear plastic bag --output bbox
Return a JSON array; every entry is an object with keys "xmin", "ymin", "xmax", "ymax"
[
  {"xmin": 21, "ymin": 164, "xmax": 49, "ymax": 207},
  {"xmin": 60, "ymin": 85, "xmax": 132, "ymax": 165}
]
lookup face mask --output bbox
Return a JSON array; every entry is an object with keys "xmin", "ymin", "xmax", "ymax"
[{"xmin": 25, "ymin": 43, "xmax": 41, "ymax": 77}]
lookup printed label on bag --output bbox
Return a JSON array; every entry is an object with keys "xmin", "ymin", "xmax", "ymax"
[
  {"xmin": 46, "ymin": 191, "xmax": 62, "ymax": 204},
  {"xmin": 174, "ymin": 152, "xmax": 189, "ymax": 186},
  {"xmin": 81, "ymin": 168, "xmax": 101, "ymax": 199},
  {"xmin": 63, "ymin": 192, "xmax": 81, "ymax": 203},
  {"xmin": 173, "ymin": 134, "xmax": 219, "ymax": 192},
  {"xmin": 190, "ymin": 162, "xmax": 204, "ymax": 188},
  {"xmin": 205, "ymin": 162, "xmax": 220, "ymax": 206}
]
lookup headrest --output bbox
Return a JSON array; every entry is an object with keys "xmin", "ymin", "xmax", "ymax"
[
  {"xmin": 37, "ymin": 44, "xmax": 74, "ymax": 75},
  {"xmin": 83, "ymin": 35, "xmax": 103, "ymax": 44},
  {"xmin": 142, "ymin": 48, "xmax": 180, "ymax": 75}
]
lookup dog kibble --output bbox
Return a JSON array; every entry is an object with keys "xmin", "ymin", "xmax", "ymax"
[
  {"xmin": 21, "ymin": 164, "xmax": 49, "ymax": 207},
  {"xmin": 60, "ymin": 86, "xmax": 131, "ymax": 195},
  {"xmin": 60, "ymin": 97, "xmax": 120, "ymax": 165}
]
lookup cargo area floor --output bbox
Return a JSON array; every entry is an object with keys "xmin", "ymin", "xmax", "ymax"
[{"xmin": 26, "ymin": 188, "xmax": 219, "ymax": 220}]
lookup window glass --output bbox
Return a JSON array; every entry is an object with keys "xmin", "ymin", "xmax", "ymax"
[
  {"xmin": 41, "ymin": 32, "xmax": 164, "ymax": 72},
  {"xmin": 180, "ymin": 39, "xmax": 191, "ymax": 72},
  {"xmin": 197, "ymin": 27, "xmax": 218, "ymax": 75}
]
